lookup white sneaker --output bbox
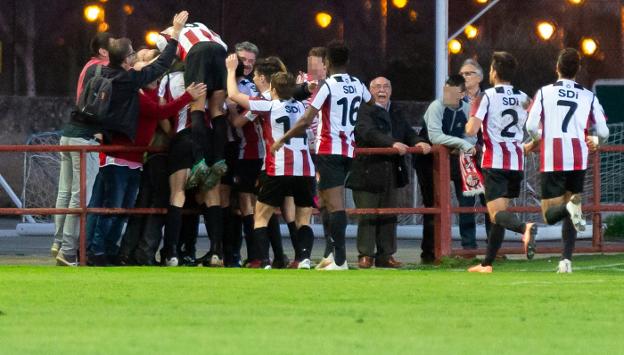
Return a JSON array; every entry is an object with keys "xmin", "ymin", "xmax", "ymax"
[
  {"xmin": 297, "ymin": 259, "xmax": 311, "ymax": 269},
  {"xmin": 557, "ymin": 259, "xmax": 572, "ymax": 273},
  {"xmin": 165, "ymin": 257, "xmax": 179, "ymax": 267},
  {"xmin": 315, "ymin": 253, "xmax": 334, "ymax": 270},
  {"xmin": 320, "ymin": 261, "xmax": 348, "ymax": 271},
  {"xmin": 50, "ymin": 242, "xmax": 60, "ymax": 258},
  {"xmin": 209, "ymin": 255, "xmax": 224, "ymax": 267},
  {"xmin": 566, "ymin": 194, "xmax": 586, "ymax": 232}
]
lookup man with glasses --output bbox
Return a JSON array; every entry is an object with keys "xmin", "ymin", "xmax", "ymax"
[
  {"xmin": 459, "ymin": 59, "xmax": 491, "ymax": 246},
  {"xmin": 459, "ymin": 59, "xmax": 484, "ymax": 104}
]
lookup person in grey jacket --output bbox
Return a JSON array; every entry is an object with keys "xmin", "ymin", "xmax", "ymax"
[{"xmin": 413, "ymin": 75, "xmax": 477, "ymax": 263}]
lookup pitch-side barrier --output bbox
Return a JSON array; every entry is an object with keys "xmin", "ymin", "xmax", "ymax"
[{"xmin": 0, "ymin": 144, "xmax": 623, "ymax": 265}]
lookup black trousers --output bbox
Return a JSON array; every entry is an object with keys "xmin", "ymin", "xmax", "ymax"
[
  {"xmin": 414, "ymin": 154, "xmax": 490, "ymax": 258},
  {"xmin": 352, "ymin": 178, "xmax": 399, "ymax": 261},
  {"xmin": 119, "ymin": 154, "xmax": 170, "ymax": 265}
]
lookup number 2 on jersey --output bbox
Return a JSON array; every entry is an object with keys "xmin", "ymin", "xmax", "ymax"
[
  {"xmin": 337, "ymin": 96, "xmax": 362, "ymax": 126},
  {"xmin": 500, "ymin": 108, "xmax": 519, "ymax": 138},
  {"xmin": 557, "ymin": 100, "xmax": 578, "ymax": 133}
]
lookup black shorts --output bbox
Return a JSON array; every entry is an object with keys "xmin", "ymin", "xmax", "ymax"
[
  {"xmin": 233, "ymin": 159, "xmax": 263, "ymax": 193},
  {"xmin": 540, "ymin": 170, "xmax": 586, "ymax": 199},
  {"xmin": 482, "ymin": 169, "xmax": 523, "ymax": 202},
  {"xmin": 221, "ymin": 142, "xmax": 240, "ymax": 186},
  {"xmin": 168, "ymin": 128, "xmax": 194, "ymax": 174},
  {"xmin": 184, "ymin": 42, "xmax": 227, "ymax": 92},
  {"xmin": 257, "ymin": 173, "xmax": 315, "ymax": 207},
  {"xmin": 315, "ymin": 154, "xmax": 352, "ymax": 190}
]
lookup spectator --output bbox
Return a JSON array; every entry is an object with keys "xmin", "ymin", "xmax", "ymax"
[
  {"xmin": 98, "ymin": 54, "xmax": 205, "ymax": 266},
  {"xmin": 459, "ymin": 58, "xmax": 491, "ymax": 239},
  {"xmin": 459, "ymin": 59, "xmax": 484, "ymax": 103},
  {"xmin": 413, "ymin": 75, "xmax": 477, "ymax": 264},
  {"xmin": 347, "ymin": 77, "xmax": 431, "ymax": 268},
  {"xmin": 52, "ymin": 32, "xmax": 113, "ymax": 265},
  {"xmin": 54, "ymin": 11, "xmax": 188, "ymax": 266}
]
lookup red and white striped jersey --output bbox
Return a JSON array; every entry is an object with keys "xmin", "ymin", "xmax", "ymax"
[
  {"xmin": 248, "ymin": 97, "xmax": 314, "ymax": 177},
  {"xmin": 158, "ymin": 72, "xmax": 189, "ymax": 133},
  {"xmin": 473, "ymin": 85, "xmax": 529, "ymax": 171},
  {"xmin": 176, "ymin": 23, "xmax": 227, "ymax": 61},
  {"xmin": 527, "ymin": 79, "xmax": 609, "ymax": 172},
  {"xmin": 311, "ymin": 73, "xmax": 372, "ymax": 158}
]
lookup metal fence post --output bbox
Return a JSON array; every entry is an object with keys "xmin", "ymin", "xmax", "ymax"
[
  {"xmin": 433, "ymin": 145, "xmax": 452, "ymax": 261},
  {"xmin": 79, "ymin": 150, "xmax": 87, "ymax": 266},
  {"xmin": 592, "ymin": 151, "xmax": 602, "ymax": 251}
]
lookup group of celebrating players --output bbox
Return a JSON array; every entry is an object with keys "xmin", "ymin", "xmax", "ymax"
[{"xmin": 57, "ymin": 10, "xmax": 610, "ymax": 273}]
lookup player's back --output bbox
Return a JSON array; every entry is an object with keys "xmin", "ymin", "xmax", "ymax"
[
  {"xmin": 255, "ymin": 98, "xmax": 313, "ymax": 177},
  {"xmin": 178, "ymin": 23, "xmax": 227, "ymax": 60},
  {"xmin": 532, "ymin": 79, "xmax": 606, "ymax": 171},
  {"xmin": 312, "ymin": 73, "xmax": 371, "ymax": 157},
  {"xmin": 477, "ymin": 85, "xmax": 528, "ymax": 171}
]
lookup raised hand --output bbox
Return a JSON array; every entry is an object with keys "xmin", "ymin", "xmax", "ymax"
[
  {"xmin": 171, "ymin": 11, "xmax": 189, "ymax": 39},
  {"xmin": 225, "ymin": 53, "xmax": 239, "ymax": 72}
]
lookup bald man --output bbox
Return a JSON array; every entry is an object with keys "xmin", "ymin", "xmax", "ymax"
[{"xmin": 347, "ymin": 77, "xmax": 431, "ymax": 268}]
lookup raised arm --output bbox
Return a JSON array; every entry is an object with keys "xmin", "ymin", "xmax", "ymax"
[
  {"xmin": 225, "ymin": 54, "xmax": 250, "ymax": 109},
  {"xmin": 132, "ymin": 11, "xmax": 188, "ymax": 87}
]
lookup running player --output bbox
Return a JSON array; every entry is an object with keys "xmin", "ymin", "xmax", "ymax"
[
  {"xmin": 464, "ymin": 51, "xmax": 536, "ymax": 273},
  {"xmin": 226, "ymin": 54, "xmax": 316, "ymax": 269},
  {"xmin": 272, "ymin": 41, "xmax": 374, "ymax": 270},
  {"xmin": 526, "ymin": 48, "xmax": 609, "ymax": 273}
]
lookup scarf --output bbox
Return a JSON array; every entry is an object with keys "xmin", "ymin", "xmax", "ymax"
[{"xmin": 459, "ymin": 151, "xmax": 484, "ymax": 196}]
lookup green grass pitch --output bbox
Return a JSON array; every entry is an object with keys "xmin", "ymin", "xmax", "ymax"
[{"xmin": 1, "ymin": 254, "xmax": 624, "ymax": 354}]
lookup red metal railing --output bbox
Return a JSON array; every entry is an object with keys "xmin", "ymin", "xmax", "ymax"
[{"xmin": 1, "ymin": 144, "xmax": 623, "ymax": 265}]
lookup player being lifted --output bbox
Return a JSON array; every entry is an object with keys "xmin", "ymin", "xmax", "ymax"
[
  {"xmin": 272, "ymin": 41, "xmax": 374, "ymax": 270},
  {"xmin": 157, "ymin": 20, "xmax": 229, "ymax": 188},
  {"xmin": 156, "ymin": 19, "xmax": 228, "ymax": 266},
  {"xmin": 526, "ymin": 48, "xmax": 609, "ymax": 273},
  {"xmin": 226, "ymin": 54, "xmax": 317, "ymax": 269},
  {"xmin": 464, "ymin": 52, "xmax": 537, "ymax": 273}
]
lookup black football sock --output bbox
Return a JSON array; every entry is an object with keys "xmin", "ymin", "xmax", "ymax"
[
  {"xmin": 190, "ymin": 110, "xmax": 208, "ymax": 164},
  {"xmin": 321, "ymin": 208, "xmax": 333, "ymax": 257},
  {"xmin": 221, "ymin": 207, "xmax": 233, "ymax": 263},
  {"xmin": 268, "ymin": 214, "xmax": 284, "ymax": 258},
  {"xmin": 163, "ymin": 205, "xmax": 182, "ymax": 259},
  {"xmin": 494, "ymin": 211, "xmax": 525, "ymax": 234},
  {"xmin": 242, "ymin": 214, "xmax": 256, "ymax": 260},
  {"xmin": 561, "ymin": 216, "xmax": 577, "ymax": 260},
  {"xmin": 297, "ymin": 225, "xmax": 315, "ymax": 260},
  {"xmin": 482, "ymin": 224, "xmax": 505, "ymax": 266},
  {"xmin": 287, "ymin": 221, "xmax": 300, "ymax": 260},
  {"xmin": 231, "ymin": 213, "xmax": 243, "ymax": 260},
  {"xmin": 202, "ymin": 205, "xmax": 224, "ymax": 258},
  {"xmin": 178, "ymin": 213, "xmax": 199, "ymax": 259},
  {"xmin": 545, "ymin": 204, "xmax": 569, "ymax": 225},
  {"xmin": 330, "ymin": 211, "xmax": 347, "ymax": 265},
  {"xmin": 211, "ymin": 114, "xmax": 228, "ymax": 163},
  {"xmin": 253, "ymin": 227, "xmax": 271, "ymax": 262}
]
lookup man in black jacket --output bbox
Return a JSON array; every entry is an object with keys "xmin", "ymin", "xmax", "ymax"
[{"xmin": 346, "ymin": 77, "xmax": 431, "ymax": 268}]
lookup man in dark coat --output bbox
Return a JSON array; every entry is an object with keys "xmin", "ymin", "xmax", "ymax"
[{"xmin": 346, "ymin": 77, "xmax": 431, "ymax": 268}]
